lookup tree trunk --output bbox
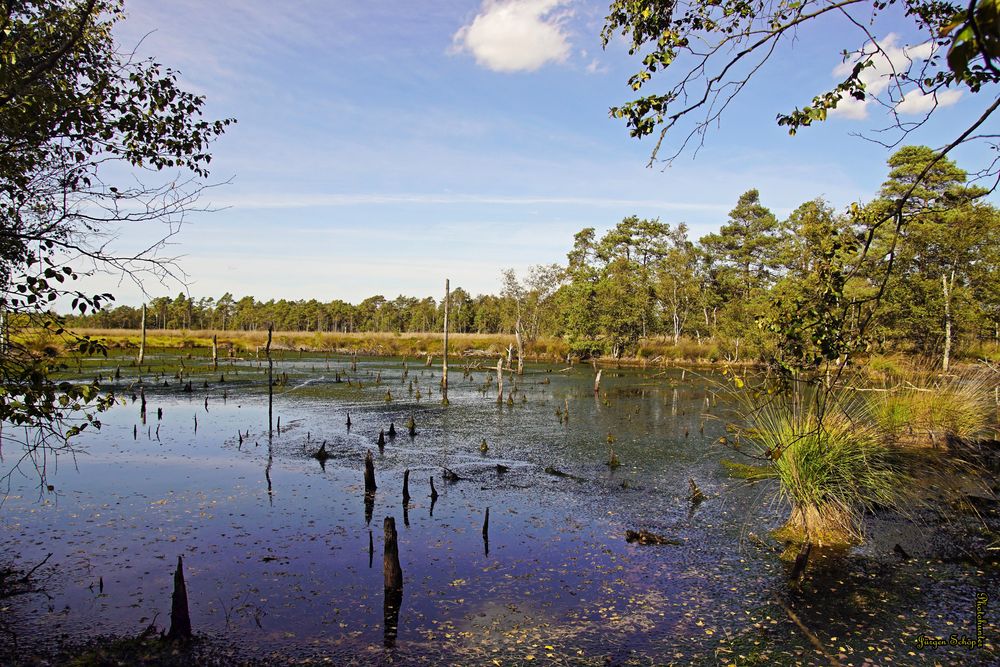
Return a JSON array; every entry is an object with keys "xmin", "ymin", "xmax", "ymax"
[
  {"xmin": 515, "ymin": 318, "xmax": 524, "ymax": 376},
  {"xmin": 942, "ymin": 271, "xmax": 953, "ymax": 373},
  {"xmin": 496, "ymin": 358, "xmax": 503, "ymax": 403}
]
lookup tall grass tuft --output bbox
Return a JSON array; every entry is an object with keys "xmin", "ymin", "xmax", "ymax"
[
  {"xmin": 868, "ymin": 371, "xmax": 994, "ymax": 445},
  {"xmin": 740, "ymin": 396, "xmax": 912, "ymax": 547}
]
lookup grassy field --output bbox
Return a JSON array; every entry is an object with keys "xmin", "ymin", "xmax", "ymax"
[{"xmin": 50, "ymin": 328, "xmax": 736, "ymax": 365}]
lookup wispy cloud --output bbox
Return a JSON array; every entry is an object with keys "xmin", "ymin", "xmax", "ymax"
[
  {"xmin": 452, "ymin": 0, "xmax": 573, "ymax": 72},
  {"xmin": 205, "ymin": 191, "xmax": 731, "ymax": 212},
  {"xmin": 830, "ymin": 33, "xmax": 961, "ymax": 120}
]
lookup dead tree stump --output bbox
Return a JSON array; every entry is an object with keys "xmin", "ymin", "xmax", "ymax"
[
  {"xmin": 364, "ymin": 450, "xmax": 377, "ymax": 495},
  {"xmin": 167, "ymin": 555, "xmax": 192, "ymax": 641},
  {"xmin": 383, "ymin": 516, "xmax": 403, "ymax": 592}
]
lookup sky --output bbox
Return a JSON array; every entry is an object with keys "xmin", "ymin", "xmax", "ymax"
[{"xmin": 86, "ymin": 0, "xmax": 997, "ymax": 307}]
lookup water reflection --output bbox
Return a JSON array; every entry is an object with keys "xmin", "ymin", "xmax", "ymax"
[{"xmin": 382, "ymin": 588, "xmax": 402, "ymax": 648}]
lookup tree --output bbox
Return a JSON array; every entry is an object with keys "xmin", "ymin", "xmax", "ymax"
[
  {"xmin": 873, "ymin": 147, "xmax": 999, "ymax": 367},
  {"xmin": 1, "ymin": 0, "xmax": 232, "ymax": 487},
  {"xmin": 655, "ymin": 223, "xmax": 699, "ymax": 345}
]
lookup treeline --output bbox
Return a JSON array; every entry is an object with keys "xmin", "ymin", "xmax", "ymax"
[{"xmin": 66, "ymin": 146, "xmax": 1000, "ymax": 362}]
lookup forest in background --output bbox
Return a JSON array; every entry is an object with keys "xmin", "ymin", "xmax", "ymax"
[{"xmin": 64, "ymin": 146, "xmax": 1000, "ymax": 365}]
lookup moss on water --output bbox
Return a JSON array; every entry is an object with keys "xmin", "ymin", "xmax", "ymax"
[{"xmin": 719, "ymin": 458, "xmax": 773, "ymax": 481}]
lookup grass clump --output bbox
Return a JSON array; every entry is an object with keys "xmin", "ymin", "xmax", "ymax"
[
  {"xmin": 868, "ymin": 372, "xmax": 994, "ymax": 445},
  {"xmin": 741, "ymin": 398, "xmax": 911, "ymax": 547}
]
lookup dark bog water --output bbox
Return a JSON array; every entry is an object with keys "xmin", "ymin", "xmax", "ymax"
[{"xmin": 1, "ymin": 353, "xmax": 996, "ymax": 665}]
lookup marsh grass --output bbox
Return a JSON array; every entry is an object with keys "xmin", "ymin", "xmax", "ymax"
[
  {"xmin": 867, "ymin": 371, "xmax": 995, "ymax": 445},
  {"xmin": 736, "ymin": 393, "xmax": 913, "ymax": 547},
  {"xmin": 49, "ymin": 329, "xmax": 736, "ymax": 365}
]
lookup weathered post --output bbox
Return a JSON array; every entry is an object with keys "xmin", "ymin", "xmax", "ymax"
[
  {"xmin": 138, "ymin": 303, "xmax": 147, "ymax": 365},
  {"xmin": 167, "ymin": 555, "xmax": 192, "ymax": 641},
  {"xmin": 266, "ymin": 324, "xmax": 274, "ymax": 436},
  {"xmin": 442, "ymin": 278, "xmax": 450, "ymax": 405},
  {"xmin": 212, "ymin": 334, "xmax": 218, "ymax": 371},
  {"xmin": 402, "ymin": 469, "xmax": 411, "ymax": 504},
  {"xmin": 383, "ymin": 517, "xmax": 403, "ymax": 591},
  {"xmin": 594, "ymin": 369, "xmax": 602, "ymax": 395}
]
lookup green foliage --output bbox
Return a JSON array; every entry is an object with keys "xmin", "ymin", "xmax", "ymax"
[
  {"xmin": 1, "ymin": 1, "xmax": 231, "ymax": 485},
  {"xmin": 602, "ymin": 0, "xmax": 999, "ymax": 160}
]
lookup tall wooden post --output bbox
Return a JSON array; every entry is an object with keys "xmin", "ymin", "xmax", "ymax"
[
  {"xmin": 138, "ymin": 304, "xmax": 147, "ymax": 365},
  {"xmin": 442, "ymin": 278, "xmax": 450, "ymax": 405},
  {"xmin": 212, "ymin": 334, "xmax": 218, "ymax": 371},
  {"xmin": 266, "ymin": 324, "xmax": 274, "ymax": 436}
]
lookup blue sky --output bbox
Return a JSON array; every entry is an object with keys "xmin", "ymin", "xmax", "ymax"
[{"xmin": 90, "ymin": 0, "xmax": 996, "ymax": 306}]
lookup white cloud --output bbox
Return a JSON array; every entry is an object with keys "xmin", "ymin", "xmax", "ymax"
[
  {"xmin": 830, "ymin": 33, "xmax": 960, "ymax": 119},
  {"xmin": 452, "ymin": 0, "xmax": 572, "ymax": 72},
  {"xmin": 896, "ymin": 88, "xmax": 962, "ymax": 114},
  {"xmin": 585, "ymin": 57, "xmax": 607, "ymax": 75}
]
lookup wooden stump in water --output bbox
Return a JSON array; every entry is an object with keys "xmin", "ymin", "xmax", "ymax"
[
  {"xmin": 383, "ymin": 516, "xmax": 403, "ymax": 592},
  {"xmin": 429, "ymin": 476, "xmax": 438, "ymax": 501},
  {"xmin": 402, "ymin": 469, "xmax": 411, "ymax": 504},
  {"xmin": 382, "ymin": 516, "xmax": 404, "ymax": 645},
  {"xmin": 688, "ymin": 478, "xmax": 705, "ymax": 504},
  {"xmin": 378, "ymin": 430, "xmax": 386, "ymax": 449},
  {"xmin": 166, "ymin": 555, "xmax": 192, "ymax": 641},
  {"xmin": 364, "ymin": 450, "xmax": 377, "ymax": 495}
]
